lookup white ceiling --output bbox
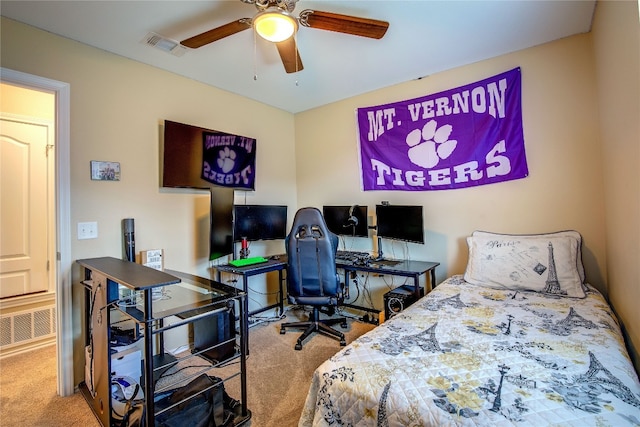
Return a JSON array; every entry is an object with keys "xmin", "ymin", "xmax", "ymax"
[{"xmin": 1, "ymin": 0, "xmax": 596, "ymax": 113}]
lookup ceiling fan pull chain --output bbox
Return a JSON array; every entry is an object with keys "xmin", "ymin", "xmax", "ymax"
[
  {"xmin": 253, "ymin": 29, "xmax": 258, "ymax": 81},
  {"xmin": 294, "ymin": 31, "xmax": 299, "ymax": 83}
]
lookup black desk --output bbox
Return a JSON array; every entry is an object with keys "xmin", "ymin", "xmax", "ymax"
[
  {"xmin": 214, "ymin": 256, "xmax": 438, "ymax": 327},
  {"xmin": 336, "ymin": 259, "xmax": 440, "ymax": 313},
  {"xmin": 215, "ymin": 256, "xmax": 288, "ymax": 317},
  {"xmin": 215, "ymin": 257, "xmax": 288, "ymax": 351}
]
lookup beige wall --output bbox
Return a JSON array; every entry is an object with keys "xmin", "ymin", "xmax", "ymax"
[
  {"xmin": 296, "ymin": 34, "xmax": 607, "ymax": 302},
  {"xmin": 1, "ymin": 17, "xmax": 297, "ymax": 381},
  {"xmin": 0, "ymin": 83, "xmax": 55, "ymax": 120},
  {"xmin": 1, "ymin": 0, "xmax": 638, "ymax": 379},
  {"xmin": 295, "ymin": 1, "xmax": 639, "ymax": 369},
  {"xmin": 1, "ymin": 18, "xmax": 297, "ymax": 275},
  {"xmin": 591, "ymin": 0, "xmax": 640, "ymax": 367}
]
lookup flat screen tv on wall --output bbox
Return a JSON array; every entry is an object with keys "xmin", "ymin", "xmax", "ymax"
[
  {"xmin": 162, "ymin": 119, "xmax": 256, "ymax": 190},
  {"xmin": 162, "ymin": 120, "xmax": 236, "ymax": 261},
  {"xmin": 162, "ymin": 120, "xmax": 213, "ymax": 189}
]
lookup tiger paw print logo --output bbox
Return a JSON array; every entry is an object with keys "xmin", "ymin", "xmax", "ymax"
[
  {"xmin": 217, "ymin": 146, "xmax": 236, "ymax": 173},
  {"xmin": 405, "ymin": 120, "xmax": 458, "ymax": 168}
]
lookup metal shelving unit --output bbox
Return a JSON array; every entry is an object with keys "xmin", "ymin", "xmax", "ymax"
[{"xmin": 77, "ymin": 257, "xmax": 250, "ymax": 426}]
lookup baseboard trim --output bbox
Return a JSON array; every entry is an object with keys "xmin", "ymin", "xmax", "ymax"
[{"xmin": 0, "ymin": 337, "xmax": 55, "ymax": 359}]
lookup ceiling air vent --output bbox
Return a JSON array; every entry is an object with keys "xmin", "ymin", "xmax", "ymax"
[{"xmin": 142, "ymin": 32, "xmax": 187, "ymax": 57}]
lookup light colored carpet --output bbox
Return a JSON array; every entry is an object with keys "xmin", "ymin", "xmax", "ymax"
[
  {"xmin": 219, "ymin": 309, "xmax": 375, "ymax": 427},
  {"xmin": 0, "ymin": 344, "xmax": 98, "ymax": 427},
  {"xmin": 0, "ymin": 311, "xmax": 374, "ymax": 426}
]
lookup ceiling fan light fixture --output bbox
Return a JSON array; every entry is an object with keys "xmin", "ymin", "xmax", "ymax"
[{"xmin": 253, "ymin": 8, "xmax": 298, "ymax": 42}]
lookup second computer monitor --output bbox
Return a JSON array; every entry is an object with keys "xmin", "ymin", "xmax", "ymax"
[
  {"xmin": 323, "ymin": 205, "xmax": 369, "ymax": 237},
  {"xmin": 233, "ymin": 205, "xmax": 288, "ymax": 242},
  {"xmin": 375, "ymin": 204, "xmax": 424, "ymax": 244}
]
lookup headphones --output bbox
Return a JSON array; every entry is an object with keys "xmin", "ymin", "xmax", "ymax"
[{"xmin": 345, "ymin": 205, "xmax": 359, "ymax": 227}]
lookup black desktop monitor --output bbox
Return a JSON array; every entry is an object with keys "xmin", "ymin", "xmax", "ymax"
[
  {"xmin": 233, "ymin": 205, "xmax": 288, "ymax": 242},
  {"xmin": 322, "ymin": 205, "xmax": 369, "ymax": 237},
  {"xmin": 375, "ymin": 204, "xmax": 424, "ymax": 244}
]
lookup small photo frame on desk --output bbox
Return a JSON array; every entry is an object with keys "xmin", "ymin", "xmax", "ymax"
[{"xmin": 91, "ymin": 160, "xmax": 120, "ymax": 181}]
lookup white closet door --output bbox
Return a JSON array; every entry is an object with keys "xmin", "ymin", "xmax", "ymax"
[{"xmin": 0, "ymin": 115, "xmax": 52, "ymax": 298}]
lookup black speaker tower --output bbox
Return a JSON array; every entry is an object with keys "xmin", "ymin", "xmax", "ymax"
[{"xmin": 122, "ymin": 218, "xmax": 135, "ymax": 262}]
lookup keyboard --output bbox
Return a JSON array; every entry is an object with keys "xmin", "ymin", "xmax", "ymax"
[
  {"xmin": 229, "ymin": 256, "xmax": 269, "ymax": 267},
  {"xmin": 336, "ymin": 251, "xmax": 370, "ymax": 263}
]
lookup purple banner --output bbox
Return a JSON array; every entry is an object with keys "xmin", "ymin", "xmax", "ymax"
[
  {"xmin": 201, "ymin": 131, "xmax": 256, "ymax": 190},
  {"xmin": 357, "ymin": 67, "xmax": 527, "ymax": 191}
]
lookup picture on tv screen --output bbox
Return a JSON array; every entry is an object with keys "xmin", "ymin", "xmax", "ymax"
[
  {"xmin": 233, "ymin": 205, "xmax": 288, "ymax": 242},
  {"xmin": 375, "ymin": 204, "xmax": 424, "ymax": 244},
  {"xmin": 322, "ymin": 205, "xmax": 369, "ymax": 238}
]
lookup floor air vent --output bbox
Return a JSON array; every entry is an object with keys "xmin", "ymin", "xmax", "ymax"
[{"xmin": 0, "ymin": 306, "xmax": 56, "ymax": 349}]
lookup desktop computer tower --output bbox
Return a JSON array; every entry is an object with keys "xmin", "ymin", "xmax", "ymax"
[
  {"xmin": 191, "ymin": 305, "xmax": 236, "ymax": 364},
  {"xmin": 384, "ymin": 285, "xmax": 424, "ymax": 320}
]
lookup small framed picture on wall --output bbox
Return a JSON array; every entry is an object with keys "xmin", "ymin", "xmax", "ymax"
[{"xmin": 90, "ymin": 160, "xmax": 120, "ymax": 181}]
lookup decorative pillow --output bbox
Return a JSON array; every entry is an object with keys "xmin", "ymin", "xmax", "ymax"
[
  {"xmin": 464, "ymin": 230, "xmax": 586, "ymax": 298},
  {"xmin": 471, "ymin": 230, "xmax": 586, "ymax": 283}
]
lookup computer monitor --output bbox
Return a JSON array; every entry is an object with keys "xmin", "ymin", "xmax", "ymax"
[
  {"xmin": 375, "ymin": 204, "xmax": 424, "ymax": 244},
  {"xmin": 233, "ymin": 205, "xmax": 288, "ymax": 242},
  {"xmin": 322, "ymin": 205, "xmax": 369, "ymax": 237}
]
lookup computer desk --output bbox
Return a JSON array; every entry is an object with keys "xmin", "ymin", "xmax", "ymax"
[
  {"xmin": 214, "ymin": 257, "xmax": 288, "ymax": 352},
  {"xmin": 215, "ymin": 256, "xmax": 287, "ymax": 317},
  {"xmin": 336, "ymin": 258, "xmax": 440, "ymax": 315},
  {"xmin": 214, "ymin": 256, "xmax": 439, "ymax": 336}
]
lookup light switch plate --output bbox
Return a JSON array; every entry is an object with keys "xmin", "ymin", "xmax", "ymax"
[{"xmin": 78, "ymin": 222, "xmax": 98, "ymax": 240}]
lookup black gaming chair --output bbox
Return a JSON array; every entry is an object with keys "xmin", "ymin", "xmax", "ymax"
[{"xmin": 280, "ymin": 207, "xmax": 347, "ymax": 350}]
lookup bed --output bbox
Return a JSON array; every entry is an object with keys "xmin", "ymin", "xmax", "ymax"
[{"xmin": 300, "ymin": 231, "xmax": 640, "ymax": 426}]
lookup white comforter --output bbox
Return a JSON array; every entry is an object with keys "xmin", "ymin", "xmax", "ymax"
[{"xmin": 300, "ymin": 275, "xmax": 640, "ymax": 426}]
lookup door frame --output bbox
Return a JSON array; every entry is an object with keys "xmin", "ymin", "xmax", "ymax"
[{"xmin": 1, "ymin": 67, "xmax": 73, "ymax": 396}]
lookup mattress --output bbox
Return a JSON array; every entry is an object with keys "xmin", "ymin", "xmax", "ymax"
[{"xmin": 300, "ymin": 275, "xmax": 640, "ymax": 426}]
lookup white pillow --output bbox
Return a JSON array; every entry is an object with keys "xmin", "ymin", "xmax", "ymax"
[
  {"xmin": 470, "ymin": 230, "xmax": 585, "ymax": 283},
  {"xmin": 464, "ymin": 230, "xmax": 586, "ymax": 298}
]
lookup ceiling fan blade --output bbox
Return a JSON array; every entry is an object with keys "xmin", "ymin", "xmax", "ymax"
[
  {"xmin": 181, "ymin": 19, "xmax": 252, "ymax": 48},
  {"xmin": 299, "ymin": 10, "xmax": 389, "ymax": 39},
  {"xmin": 276, "ymin": 38, "xmax": 304, "ymax": 74}
]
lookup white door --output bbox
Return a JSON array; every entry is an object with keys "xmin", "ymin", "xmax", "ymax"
[{"xmin": 0, "ymin": 115, "xmax": 53, "ymax": 298}]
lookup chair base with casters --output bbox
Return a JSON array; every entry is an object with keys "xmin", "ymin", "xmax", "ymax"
[{"xmin": 280, "ymin": 306, "xmax": 347, "ymax": 350}]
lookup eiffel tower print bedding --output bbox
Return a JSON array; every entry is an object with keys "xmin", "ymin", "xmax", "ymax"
[{"xmin": 300, "ymin": 274, "xmax": 640, "ymax": 426}]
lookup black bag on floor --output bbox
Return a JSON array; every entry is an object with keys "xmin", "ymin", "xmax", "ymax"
[{"xmin": 154, "ymin": 374, "xmax": 239, "ymax": 427}]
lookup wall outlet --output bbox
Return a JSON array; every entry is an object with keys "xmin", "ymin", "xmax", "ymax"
[{"xmin": 78, "ymin": 221, "xmax": 98, "ymax": 240}]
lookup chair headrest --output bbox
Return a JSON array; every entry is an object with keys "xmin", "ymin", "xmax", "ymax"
[
  {"xmin": 294, "ymin": 224, "xmax": 324, "ymax": 239},
  {"xmin": 290, "ymin": 207, "xmax": 331, "ymax": 240}
]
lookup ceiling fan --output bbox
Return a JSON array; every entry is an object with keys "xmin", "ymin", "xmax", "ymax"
[{"xmin": 180, "ymin": 0, "xmax": 390, "ymax": 74}]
